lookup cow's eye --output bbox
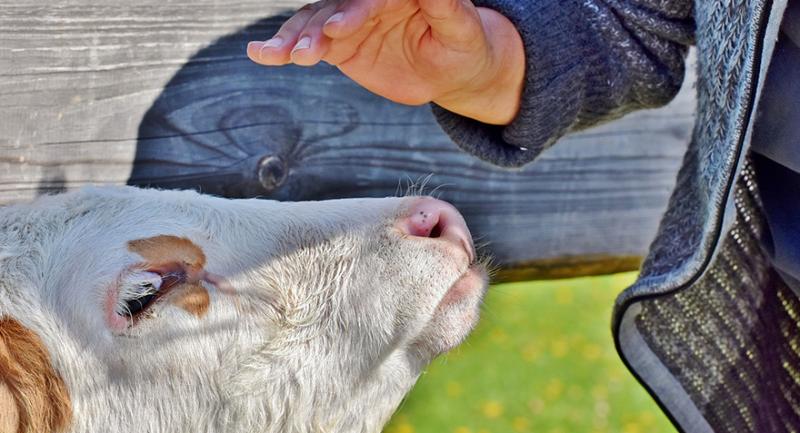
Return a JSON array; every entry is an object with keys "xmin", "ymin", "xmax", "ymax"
[
  {"xmin": 116, "ymin": 269, "xmax": 187, "ymax": 319},
  {"xmin": 116, "ymin": 271, "xmax": 163, "ymax": 318},
  {"xmin": 122, "ymin": 281, "xmax": 159, "ymax": 316}
]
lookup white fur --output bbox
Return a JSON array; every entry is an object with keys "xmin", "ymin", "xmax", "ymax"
[{"xmin": 0, "ymin": 186, "xmax": 487, "ymax": 433}]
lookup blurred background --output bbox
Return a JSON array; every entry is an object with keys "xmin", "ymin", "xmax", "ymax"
[
  {"xmin": 0, "ymin": 1, "xmax": 694, "ymax": 431},
  {"xmin": 385, "ymin": 273, "xmax": 675, "ymax": 433}
]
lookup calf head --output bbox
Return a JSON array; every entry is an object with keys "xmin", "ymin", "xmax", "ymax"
[{"xmin": 0, "ymin": 186, "xmax": 487, "ymax": 433}]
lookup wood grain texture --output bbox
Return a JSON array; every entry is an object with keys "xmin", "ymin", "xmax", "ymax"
[{"xmin": 0, "ymin": 1, "xmax": 696, "ymax": 278}]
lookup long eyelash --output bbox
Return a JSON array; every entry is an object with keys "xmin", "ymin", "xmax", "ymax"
[
  {"xmin": 116, "ymin": 281, "xmax": 159, "ymax": 319},
  {"xmin": 158, "ymin": 271, "xmax": 184, "ymax": 287},
  {"xmin": 115, "ymin": 270, "xmax": 185, "ymax": 321}
]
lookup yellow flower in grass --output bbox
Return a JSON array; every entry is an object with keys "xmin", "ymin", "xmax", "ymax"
[
  {"xmin": 512, "ymin": 417, "xmax": 530, "ymax": 432},
  {"xmin": 453, "ymin": 427, "xmax": 472, "ymax": 433},
  {"xmin": 385, "ymin": 421, "xmax": 414, "ymax": 433},
  {"xmin": 622, "ymin": 422, "xmax": 641, "ymax": 433},
  {"xmin": 520, "ymin": 342, "xmax": 540, "ymax": 362},
  {"xmin": 544, "ymin": 379, "xmax": 564, "ymax": 400},
  {"xmin": 550, "ymin": 339, "xmax": 569, "ymax": 358},
  {"xmin": 639, "ymin": 411, "xmax": 656, "ymax": 426},
  {"xmin": 481, "ymin": 400, "xmax": 504, "ymax": 418}
]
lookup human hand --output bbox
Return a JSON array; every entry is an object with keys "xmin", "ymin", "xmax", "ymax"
[{"xmin": 247, "ymin": 0, "xmax": 525, "ymax": 125}]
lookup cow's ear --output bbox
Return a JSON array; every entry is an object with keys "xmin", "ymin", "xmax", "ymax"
[{"xmin": 0, "ymin": 317, "xmax": 71, "ymax": 433}]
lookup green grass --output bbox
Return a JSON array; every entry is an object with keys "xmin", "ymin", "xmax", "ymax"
[{"xmin": 384, "ymin": 272, "xmax": 676, "ymax": 433}]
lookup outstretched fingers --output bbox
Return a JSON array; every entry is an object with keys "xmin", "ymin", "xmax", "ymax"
[
  {"xmin": 247, "ymin": 2, "xmax": 330, "ymax": 66},
  {"xmin": 288, "ymin": 2, "xmax": 341, "ymax": 65},
  {"xmin": 322, "ymin": 0, "xmax": 387, "ymax": 40}
]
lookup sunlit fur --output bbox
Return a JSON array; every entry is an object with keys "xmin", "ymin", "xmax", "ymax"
[{"xmin": 0, "ymin": 186, "xmax": 486, "ymax": 433}]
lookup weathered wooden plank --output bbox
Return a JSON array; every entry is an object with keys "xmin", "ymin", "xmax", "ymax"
[{"xmin": 0, "ymin": 1, "xmax": 695, "ymax": 279}]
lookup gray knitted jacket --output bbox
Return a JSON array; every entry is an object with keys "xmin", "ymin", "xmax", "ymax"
[{"xmin": 435, "ymin": 1, "xmax": 796, "ymax": 432}]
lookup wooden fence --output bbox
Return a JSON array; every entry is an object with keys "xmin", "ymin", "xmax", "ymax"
[{"xmin": 0, "ymin": 0, "xmax": 696, "ymax": 280}]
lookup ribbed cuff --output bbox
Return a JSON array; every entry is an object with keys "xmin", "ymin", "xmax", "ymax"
[{"xmin": 432, "ymin": 0, "xmax": 588, "ymax": 167}]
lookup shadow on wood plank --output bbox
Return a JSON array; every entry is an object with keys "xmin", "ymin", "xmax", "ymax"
[{"xmin": 129, "ymin": 15, "xmax": 693, "ymax": 279}]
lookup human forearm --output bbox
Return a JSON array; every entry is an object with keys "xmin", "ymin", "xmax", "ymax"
[
  {"xmin": 431, "ymin": 7, "xmax": 525, "ymax": 125},
  {"xmin": 433, "ymin": 0, "xmax": 695, "ymax": 167}
]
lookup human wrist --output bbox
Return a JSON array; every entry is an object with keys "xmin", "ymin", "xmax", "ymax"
[{"xmin": 432, "ymin": 7, "xmax": 524, "ymax": 125}]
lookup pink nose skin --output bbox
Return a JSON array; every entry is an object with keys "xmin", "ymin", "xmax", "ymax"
[{"xmin": 399, "ymin": 198, "xmax": 476, "ymax": 263}]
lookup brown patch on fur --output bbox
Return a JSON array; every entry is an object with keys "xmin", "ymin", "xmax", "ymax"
[
  {"xmin": 0, "ymin": 317, "xmax": 71, "ymax": 433},
  {"xmin": 128, "ymin": 235, "xmax": 206, "ymax": 274},
  {"xmin": 0, "ymin": 382, "xmax": 19, "ymax": 433},
  {"xmin": 169, "ymin": 283, "xmax": 211, "ymax": 318},
  {"xmin": 128, "ymin": 235, "xmax": 212, "ymax": 318}
]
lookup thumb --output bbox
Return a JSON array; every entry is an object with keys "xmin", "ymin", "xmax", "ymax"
[{"xmin": 418, "ymin": 0, "xmax": 483, "ymax": 47}]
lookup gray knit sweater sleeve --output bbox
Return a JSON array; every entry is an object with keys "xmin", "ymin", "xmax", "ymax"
[{"xmin": 433, "ymin": 0, "xmax": 695, "ymax": 167}]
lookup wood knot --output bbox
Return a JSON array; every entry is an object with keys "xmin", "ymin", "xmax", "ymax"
[{"xmin": 257, "ymin": 155, "xmax": 287, "ymax": 193}]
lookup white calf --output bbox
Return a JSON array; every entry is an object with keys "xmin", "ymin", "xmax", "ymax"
[{"xmin": 0, "ymin": 186, "xmax": 487, "ymax": 433}]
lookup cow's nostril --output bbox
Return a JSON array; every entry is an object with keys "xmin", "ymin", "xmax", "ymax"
[
  {"xmin": 400, "ymin": 198, "xmax": 476, "ymax": 262},
  {"xmin": 429, "ymin": 221, "xmax": 444, "ymax": 238}
]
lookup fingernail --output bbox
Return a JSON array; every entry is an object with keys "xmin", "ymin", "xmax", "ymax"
[
  {"xmin": 263, "ymin": 37, "xmax": 284, "ymax": 48},
  {"xmin": 292, "ymin": 36, "xmax": 311, "ymax": 52},
  {"xmin": 325, "ymin": 12, "xmax": 344, "ymax": 25},
  {"xmin": 247, "ymin": 41, "xmax": 263, "ymax": 51}
]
